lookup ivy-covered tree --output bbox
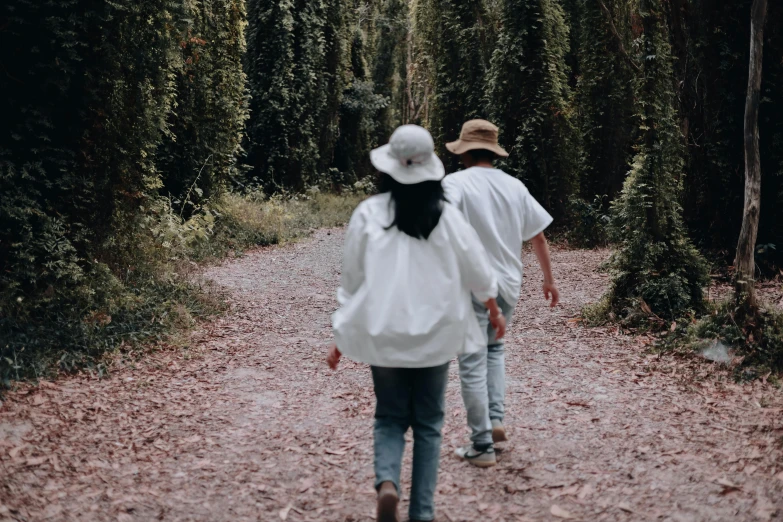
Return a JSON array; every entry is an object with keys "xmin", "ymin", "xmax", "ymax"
[
  {"xmin": 159, "ymin": 0, "xmax": 250, "ymax": 215},
  {"xmin": 0, "ymin": 0, "xmax": 253, "ymax": 381},
  {"xmin": 318, "ymin": 0, "xmax": 351, "ymax": 177},
  {"xmin": 600, "ymin": 0, "xmax": 709, "ymax": 322},
  {"xmin": 570, "ymin": 0, "xmax": 637, "ymax": 203},
  {"xmin": 245, "ymin": 0, "xmax": 349, "ymax": 191},
  {"xmin": 415, "ymin": 0, "xmax": 495, "ymax": 171},
  {"xmin": 372, "ymin": 0, "xmax": 409, "ymax": 143},
  {"xmin": 333, "ymin": 29, "xmax": 388, "ymax": 182},
  {"xmin": 485, "ymin": 0, "xmax": 579, "ymax": 217}
]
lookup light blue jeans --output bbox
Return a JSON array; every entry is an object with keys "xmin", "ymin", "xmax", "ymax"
[
  {"xmin": 371, "ymin": 362, "xmax": 450, "ymax": 522},
  {"xmin": 458, "ymin": 296, "xmax": 515, "ymax": 446}
]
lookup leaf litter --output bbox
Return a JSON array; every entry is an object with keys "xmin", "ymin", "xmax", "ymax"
[{"xmin": 0, "ymin": 229, "xmax": 781, "ymax": 521}]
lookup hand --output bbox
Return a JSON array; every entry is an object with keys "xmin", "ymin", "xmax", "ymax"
[
  {"xmin": 327, "ymin": 343, "xmax": 342, "ymax": 370},
  {"xmin": 489, "ymin": 312, "xmax": 506, "ymax": 340},
  {"xmin": 543, "ymin": 281, "xmax": 559, "ymax": 307}
]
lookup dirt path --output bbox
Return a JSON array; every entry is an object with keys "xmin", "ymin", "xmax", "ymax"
[{"xmin": 2, "ymin": 229, "xmax": 782, "ymax": 522}]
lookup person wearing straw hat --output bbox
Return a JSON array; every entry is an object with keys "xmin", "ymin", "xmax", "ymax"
[
  {"xmin": 444, "ymin": 119, "xmax": 560, "ymax": 468},
  {"xmin": 326, "ymin": 124, "xmax": 506, "ymax": 522}
]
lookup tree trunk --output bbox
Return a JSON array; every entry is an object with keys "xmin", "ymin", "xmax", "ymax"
[{"xmin": 734, "ymin": 0, "xmax": 767, "ymax": 310}]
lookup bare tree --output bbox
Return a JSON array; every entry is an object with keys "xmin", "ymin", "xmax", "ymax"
[{"xmin": 734, "ymin": 0, "xmax": 768, "ymax": 311}]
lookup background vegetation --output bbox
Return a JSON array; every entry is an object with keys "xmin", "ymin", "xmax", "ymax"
[{"xmin": 2, "ymin": 0, "xmax": 782, "ymax": 382}]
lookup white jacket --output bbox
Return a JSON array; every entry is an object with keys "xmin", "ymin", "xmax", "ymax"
[{"xmin": 332, "ymin": 193, "xmax": 498, "ymax": 368}]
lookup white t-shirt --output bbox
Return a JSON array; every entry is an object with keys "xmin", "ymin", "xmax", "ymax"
[
  {"xmin": 443, "ymin": 167, "xmax": 553, "ymax": 305},
  {"xmin": 332, "ymin": 193, "xmax": 498, "ymax": 368}
]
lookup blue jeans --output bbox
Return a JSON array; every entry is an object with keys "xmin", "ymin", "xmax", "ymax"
[
  {"xmin": 458, "ymin": 296, "xmax": 515, "ymax": 445},
  {"xmin": 372, "ymin": 362, "xmax": 450, "ymax": 522}
]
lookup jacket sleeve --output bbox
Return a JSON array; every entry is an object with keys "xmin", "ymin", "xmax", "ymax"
[
  {"xmin": 447, "ymin": 207, "xmax": 498, "ymax": 303},
  {"xmin": 336, "ymin": 206, "xmax": 368, "ymax": 306}
]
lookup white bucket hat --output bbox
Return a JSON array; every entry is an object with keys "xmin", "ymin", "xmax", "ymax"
[{"xmin": 370, "ymin": 125, "xmax": 445, "ymax": 184}]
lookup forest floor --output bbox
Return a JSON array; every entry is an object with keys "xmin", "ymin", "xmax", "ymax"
[{"xmin": 2, "ymin": 228, "xmax": 783, "ymax": 522}]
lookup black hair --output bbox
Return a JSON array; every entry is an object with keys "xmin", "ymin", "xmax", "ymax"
[
  {"xmin": 465, "ymin": 148, "xmax": 497, "ymax": 163},
  {"xmin": 379, "ymin": 173, "xmax": 447, "ymax": 239}
]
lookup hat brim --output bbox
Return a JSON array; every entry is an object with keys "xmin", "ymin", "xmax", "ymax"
[
  {"xmin": 370, "ymin": 144, "xmax": 445, "ymax": 185},
  {"xmin": 445, "ymin": 139, "xmax": 509, "ymax": 158}
]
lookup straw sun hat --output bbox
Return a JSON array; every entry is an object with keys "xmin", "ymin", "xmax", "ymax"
[
  {"xmin": 370, "ymin": 125, "xmax": 445, "ymax": 184},
  {"xmin": 445, "ymin": 119, "xmax": 509, "ymax": 158}
]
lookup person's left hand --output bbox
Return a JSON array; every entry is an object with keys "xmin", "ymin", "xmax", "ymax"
[{"xmin": 327, "ymin": 343, "xmax": 342, "ymax": 370}]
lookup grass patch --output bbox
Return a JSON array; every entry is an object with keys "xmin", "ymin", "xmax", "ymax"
[
  {"xmin": 1, "ymin": 190, "xmax": 363, "ymax": 388},
  {"xmin": 190, "ymin": 190, "xmax": 365, "ymax": 260}
]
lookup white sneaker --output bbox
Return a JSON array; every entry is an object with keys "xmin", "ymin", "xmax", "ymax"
[
  {"xmin": 491, "ymin": 419, "xmax": 508, "ymax": 443},
  {"xmin": 454, "ymin": 444, "xmax": 497, "ymax": 467}
]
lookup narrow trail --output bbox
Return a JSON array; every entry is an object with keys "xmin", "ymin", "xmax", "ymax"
[{"xmin": 2, "ymin": 229, "xmax": 782, "ymax": 522}]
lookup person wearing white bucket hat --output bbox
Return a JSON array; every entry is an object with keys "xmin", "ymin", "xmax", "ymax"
[
  {"xmin": 326, "ymin": 125, "xmax": 506, "ymax": 522},
  {"xmin": 369, "ymin": 124, "xmax": 446, "ymax": 184}
]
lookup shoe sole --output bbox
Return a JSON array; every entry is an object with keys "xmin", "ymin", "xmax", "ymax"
[
  {"xmin": 466, "ymin": 458, "xmax": 497, "ymax": 468},
  {"xmin": 376, "ymin": 490, "xmax": 399, "ymax": 522},
  {"xmin": 492, "ymin": 425, "xmax": 508, "ymax": 443}
]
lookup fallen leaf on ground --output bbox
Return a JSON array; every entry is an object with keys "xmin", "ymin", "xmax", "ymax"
[
  {"xmin": 9, "ymin": 445, "xmax": 27, "ymax": 459},
  {"xmin": 577, "ymin": 483, "xmax": 593, "ymax": 500},
  {"xmin": 714, "ymin": 477, "xmax": 741, "ymax": 494},
  {"xmin": 618, "ymin": 501, "xmax": 633, "ymax": 513},
  {"xmin": 754, "ymin": 494, "xmax": 776, "ymax": 520},
  {"xmin": 26, "ymin": 456, "xmax": 49, "ymax": 466},
  {"xmin": 550, "ymin": 505, "xmax": 575, "ymax": 519},
  {"xmin": 279, "ymin": 504, "xmax": 292, "ymax": 520}
]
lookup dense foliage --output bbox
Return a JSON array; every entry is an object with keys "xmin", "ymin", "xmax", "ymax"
[
  {"xmin": 0, "ymin": 0, "xmax": 248, "ymax": 382},
  {"xmin": 160, "ymin": 0, "xmax": 250, "ymax": 214},
  {"xmin": 244, "ymin": 0, "xmax": 346, "ymax": 191},
  {"xmin": 672, "ymin": 1, "xmax": 783, "ymax": 269}
]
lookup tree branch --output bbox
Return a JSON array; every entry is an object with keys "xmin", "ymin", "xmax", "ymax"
[{"xmin": 597, "ymin": 0, "xmax": 642, "ymax": 73}]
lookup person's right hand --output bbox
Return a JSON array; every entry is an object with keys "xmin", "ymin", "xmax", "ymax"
[
  {"xmin": 326, "ymin": 343, "xmax": 342, "ymax": 370},
  {"xmin": 490, "ymin": 312, "xmax": 506, "ymax": 341},
  {"xmin": 543, "ymin": 281, "xmax": 560, "ymax": 307}
]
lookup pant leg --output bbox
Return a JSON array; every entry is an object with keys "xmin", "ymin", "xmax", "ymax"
[
  {"xmin": 486, "ymin": 296, "xmax": 516, "ymax": 422},
  {"xmin": 408, "ymin": 362, "xmax": 450, "ymax": 522},
  {"xmin": 458, "ymin": 355, "xmax": 492, "ymax": 446},
  {"xmin": 458, "ymin": 299, "xmax": 492, "ymax": 445},
  {"xmin": 371, "ymin": 366, "xmax": 412, "ymax": 494}
]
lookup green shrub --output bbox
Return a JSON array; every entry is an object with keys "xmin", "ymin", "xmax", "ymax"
[
  {"xmin": 596, "ymin": 0, "xmax": 709, "ymax": 324},
  {"xmin": 662, "ymin": 300, "xmax": 783, "ymax": 378}
]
